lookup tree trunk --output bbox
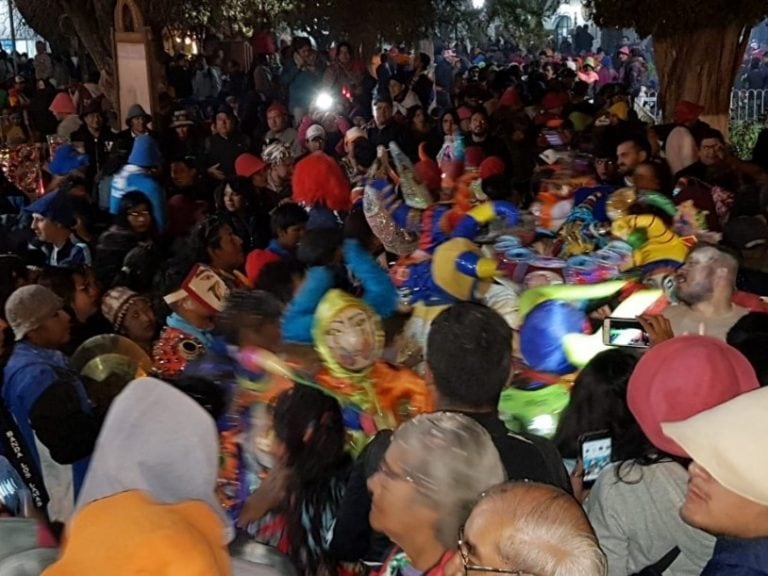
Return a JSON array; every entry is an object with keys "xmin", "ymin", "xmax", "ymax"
[
  {"xmin": 60, "ymin": 0, "xmax": 117, "ymax": 104},
  {"xmin": 17, "ymin": 0, "xmax": 118, "ymax": 105},
  {"xmin": 654, "ymin": 24, "xmax": 749, "ymax": 137}
]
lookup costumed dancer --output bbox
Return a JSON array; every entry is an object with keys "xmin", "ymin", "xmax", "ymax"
[
  {"xmin": 311, "ymin": 289, "xmax": 430, "ymax": 454},
  {"xmin": 153, "ymin": 264, "xmax": 228, "ymax": 380},
  {"xmin": 291, "ymin": 151, "xmax": 352, "ymax": 230},
  {"xmin": 282, "ymin": 237, "xmax": 398, "ymax": 344},
  {"xmin": 395, "ymin": 201, "xmax": 520, "ymax": 370},
  {"xmin": 182, "ymin": 289, "xmax": 290, "ymax": 520}
]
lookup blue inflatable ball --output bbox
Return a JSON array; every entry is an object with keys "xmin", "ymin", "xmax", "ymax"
[{"xmin": 520, "ymin": 300, "xmax": 588, "ymax": 374}]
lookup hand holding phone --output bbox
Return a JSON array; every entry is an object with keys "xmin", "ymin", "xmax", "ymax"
[
  {"xmin": 602, "ymin": 317, "xmax": 650, "ymax": 348},
  {"xmin": 637, "ymin": 314, "xmax": 675, "ymax": 347},
  {"xmin": 579, "ymin": 430, "xmax": 612, "ymax": 488}
]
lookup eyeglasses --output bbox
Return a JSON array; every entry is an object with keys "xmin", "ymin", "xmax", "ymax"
[
  {"xmin": 458, "ymin": 527, "xmax": 532, "ymax": 575},
  {"xmin": 376, "ymin": 459, "xmax": 415, "ymax": 485},
  {"xmin": 128, "ymin": 210, "xmax": 151, "ymax": 219}
]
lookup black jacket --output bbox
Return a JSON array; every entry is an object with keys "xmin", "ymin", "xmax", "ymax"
[
  {"xmin": 203, "ymin": 132, "xmax": 251, "ymax": 178},
  {"xmin": 329, "ymin": 411, "xmax": 571, "ymax": 564}
]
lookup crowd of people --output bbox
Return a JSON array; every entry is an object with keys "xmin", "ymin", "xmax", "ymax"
[{"xmin": 0, "ymin": 33, "xmax": 766, "ymax": 576}]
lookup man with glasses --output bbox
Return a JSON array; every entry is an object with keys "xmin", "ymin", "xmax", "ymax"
[{"xmin": 449, "ymin": 482, "xmax": 607, "ymax": 576}]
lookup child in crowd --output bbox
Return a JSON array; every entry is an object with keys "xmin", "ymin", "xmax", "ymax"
[{"xmin": 245, "ymin": 202, "xmax": 308, "ymax": 286}]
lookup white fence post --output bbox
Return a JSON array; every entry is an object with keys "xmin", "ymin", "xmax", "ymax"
[{"xmin": 634, "ymin": 88, "xmax": 768, "ymax": 124}]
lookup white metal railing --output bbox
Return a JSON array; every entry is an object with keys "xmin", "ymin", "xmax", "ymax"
[
  {"xmin": 730, "ymin": 89, "xmax": 768, "ymax": 123},
  {"xmin": 634, "ymin": 88, "xmax": 768, "ymax": 124}
]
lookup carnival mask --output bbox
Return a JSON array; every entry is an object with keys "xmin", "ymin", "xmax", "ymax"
[{"xmin": 323, "ymin": 305, "xmax": 379, "ymax": 372}]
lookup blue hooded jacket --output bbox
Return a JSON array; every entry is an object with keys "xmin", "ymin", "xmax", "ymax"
[
  {"xmin": 2, "ymin": 342, "xmax": 91, "ymax": 498},
  {"xmin": 109, "ymin": 135, "xmax": 166, "ymax": 231}
]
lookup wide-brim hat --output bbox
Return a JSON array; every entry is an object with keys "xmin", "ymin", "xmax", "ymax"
[
  {"xmin": 170, "ymin": 109, "xmax": 194, "ymax": 128},
  {"xmin": 662, "ymin": 386, "xmax": 768, "ymax": 506},
  {"xmin": 80, "ymin": 97, "xmax": 104, "ymax": 120}
]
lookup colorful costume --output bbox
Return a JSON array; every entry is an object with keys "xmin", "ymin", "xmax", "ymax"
[
  {"xmin": 185, "ymin": 346, "xmax": 292, "ymax": 519},
  {"xmin": 611, "ymin": 213, "xmax": 690, "ymax": 278},
  {"xmin": 282, "ymin": 239, "xmax": 398, "ymax": 343},
  {"xmin": 311, "ymin": 289, "xmax": 430, "ymax": 453},
  {"xmin": 153, "ymin": 264, "xmax": 229, "ymax": 379}
]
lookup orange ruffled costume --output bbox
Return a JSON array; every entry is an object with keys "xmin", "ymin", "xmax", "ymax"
[
  {"xmin": 311, "ymin": 289, "xmax": 431, "ymax": 452},
  {"xmin": 43, "ymin": 491, "xmax": 230, "ymax": 576}
]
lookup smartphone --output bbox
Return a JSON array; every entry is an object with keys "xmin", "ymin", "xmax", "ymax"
[
  {"xmin": 602, "ymin": 317, "xmax": 650, "ymax": 348},
  {"xmin": 543, "ymin": 130, "xmax": 565, "ymax": 147},
  {"xmin": 579, "ymin": 430, "xmax": 612, "ymax": 488}
]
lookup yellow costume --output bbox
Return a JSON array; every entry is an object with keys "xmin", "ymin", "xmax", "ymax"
[{"xmin": 312, "ymin": 290, "xmax": 431, "ymax": 452}]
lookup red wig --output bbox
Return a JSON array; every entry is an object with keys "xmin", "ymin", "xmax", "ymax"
[{"xmin": 291, "ymin": 152, "xmax": 352, "ymax": 212}]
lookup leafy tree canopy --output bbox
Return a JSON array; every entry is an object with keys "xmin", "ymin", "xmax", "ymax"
[{"xmin": 586, "ymin": 0, "xmax": 768, "ymax": 39}]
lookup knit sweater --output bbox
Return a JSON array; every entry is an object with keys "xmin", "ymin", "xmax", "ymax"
[{"xmin": 585, "ymin": 461, "xmax": 715, "ymax": 576}]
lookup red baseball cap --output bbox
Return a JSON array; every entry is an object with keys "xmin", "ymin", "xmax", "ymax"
[
  {"xmin": 627, "ymin": 335, "xmax": 759, "ymax": 457},
  {"xmin": 235, "ymin": 153, "xmax": 267, "ymax": 178},
  {"xmin": 266, "ymin": 103, "xmax": 288, "ymax": 117}
]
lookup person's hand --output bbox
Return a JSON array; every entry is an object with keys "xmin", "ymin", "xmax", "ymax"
[
  {"xmin": 236, "ymin": 464, "xmax": 290, "ymax": 527},
  {"xmin": 638, "ymin": 314, "xmax": 674, "ymax": 347},
  {"xmin": 207, "ymin": 163, "xmax": 225, "ymax": 180},
  {"xmin": 589, "ymin": 305, "xmax": 612, "ymax": 322},
  {"xmin": 570, "ymin": 460, "xmax": 590, "ymax": 503}
]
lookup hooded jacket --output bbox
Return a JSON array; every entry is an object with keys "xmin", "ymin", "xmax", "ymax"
[
  {"xmin": 43, "ymin": 378, "xmax": 232, "ymax": 576},
  {"xmin": 2, "ymin": 341, "xmax": 96, "ymax": 522},
  {"xmin": 109, "ymin": 135, "xmax": 166, "ymax": 231}
]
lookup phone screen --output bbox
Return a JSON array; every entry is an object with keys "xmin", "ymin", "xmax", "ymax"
[
  {"xmin": 604, "ymin": 317, "xmax": 650, "ymax": 348},
  {"xmin": 543, "ymin": 131, "xmax": 565, "ymax": 147},
  {"xmin": 581, "ymin": 435, "xmax": 612, "ymax": 484}
]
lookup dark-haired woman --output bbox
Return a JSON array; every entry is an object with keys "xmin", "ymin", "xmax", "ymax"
[
  {"xmin": 214, "ymin": 177, "xmax": 270, "ymax": 253},
  {"xmin": 38, "ymin": 264, "xmax": 113, "ymax": 354},
  {"xmin": 560, "ymin": 347, "xmax": 717, "ymax": 575},
  {"xmin": 238, "ymin": 385, "xmax": 352, "ymax": 576},
  {"xmin": 94, "ymin": 191, "xmax": 163, "ymax": 292},
  {"xmin": 554, "ymin": 348, "xmax": 642, "ymax": 462}
]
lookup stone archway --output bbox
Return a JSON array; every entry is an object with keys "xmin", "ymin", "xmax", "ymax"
[{"xmin": 115, "ymin": 0, "xmax": 145, "ymax": 34}]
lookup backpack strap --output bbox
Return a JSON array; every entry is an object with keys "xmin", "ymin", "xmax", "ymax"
[{"xmin": 653, "ymin": 546, "xmax": 681, "ymax": 573}]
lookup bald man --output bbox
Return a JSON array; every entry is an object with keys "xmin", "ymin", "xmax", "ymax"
[{"xmin": 447, "ymin": 482, "xmax": 606, "ymax": 576}]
